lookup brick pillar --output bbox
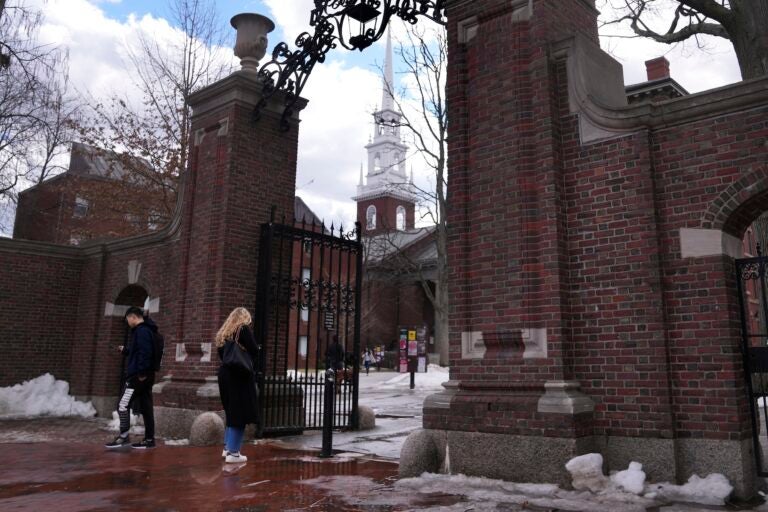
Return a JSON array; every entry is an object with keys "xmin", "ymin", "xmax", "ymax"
[
  {"xmin": 154, "ymin": 52, "xmax": 305, "ymax": 420},
  {"xmin": 420, "ymin": 0, "xmax": 605, "ymax": 486}
]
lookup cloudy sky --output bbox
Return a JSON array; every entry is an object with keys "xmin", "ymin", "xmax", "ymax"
[{"xmin": 14, "ymin": 0, "xmax": 743, "ymax": 231}]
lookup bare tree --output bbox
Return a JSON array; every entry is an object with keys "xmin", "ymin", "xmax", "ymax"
[
  {"xmin": 79, "ymin": 0, "xmax": 232, "ymax": 225},
  {"xmin": 600, "ymin": 1, "xmax": 768, "ymax": 80},
  {"xmin": 0, "ymin": 1, "xmax": 78, "ymax": 233},
  {"xmin": 375, "ymin": 24, "xmax": 449, "ymax": 365}
]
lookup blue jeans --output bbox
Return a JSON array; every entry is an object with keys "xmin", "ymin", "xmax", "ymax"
[{"xmin": 224, "ymin": 426, "xmax": 245, "ymax": 454}]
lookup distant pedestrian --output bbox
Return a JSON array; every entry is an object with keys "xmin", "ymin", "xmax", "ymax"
[
  {"xmin": 363, "ymin": 349, "xmax": 372, "ymax": 375},
  {"xmin": 216, "ymin": 307, "xmax": 260, "ymax": 464},
  {"xmin": 106, "ymin": 307, "xmax": 159, "ymax": 450}
]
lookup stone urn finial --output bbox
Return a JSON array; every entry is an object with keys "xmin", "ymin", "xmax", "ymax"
[{"xmin": 230, "ymin": 13, "xmax": 275, "ymax": 73}]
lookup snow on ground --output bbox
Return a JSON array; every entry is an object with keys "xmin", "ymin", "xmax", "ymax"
[
  {"xmin": 302, "ymin": 469, "xmax": 738, "ymax": 512},
  {"xmin": 164, "ymin": 438, "xmax": 189, "ymax": 446},
  {"xmin": 272, "ymin": 368, "xmax": 445, "ymax": 458},
  {"xmin": 0, "ymin": 374, "xmax": 96, "ymax": 419},
  {"xmin": 566, "ymin": 453, "xmax": 733, "ymax": 507},
  {"xmin": 377, "ymin": 364, "xmax": 449, "ymax": 390}
]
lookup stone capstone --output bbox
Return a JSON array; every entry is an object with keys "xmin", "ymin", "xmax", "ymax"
[
  {"xmin": 358, "ymin": 405, "xmax": 376, "ymax": 430},
  {"xmin": 189, "ymin": 411, "xmax": 225, "ymax": 447},
  {"xmin": 399, "ymin": 429, "xmax": 440, "ymax": 478}
]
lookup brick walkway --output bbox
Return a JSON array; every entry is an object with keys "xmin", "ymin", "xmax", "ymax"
[{"xmin": 0, "ymin": 418, "xmax": 466, "ymax": 512}]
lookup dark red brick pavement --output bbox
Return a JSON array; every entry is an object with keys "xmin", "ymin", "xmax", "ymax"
[{"xmin": 0, "ymin": 418, "xmax": 464, "ymax": 512}]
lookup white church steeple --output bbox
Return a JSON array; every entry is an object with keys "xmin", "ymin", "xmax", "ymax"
[
  {"xmin": 381, "ymin": 28, "xmax": 395, "ymax": 113},
  {"xmin": 353, "ymin": 28, "xmax": 416, "ymax": 208}
]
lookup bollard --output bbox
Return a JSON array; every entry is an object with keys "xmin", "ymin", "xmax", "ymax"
[
  {"xmin": 320, "ymin": 368, "xmax": 335, "ymax": 458},
  {"xmin": 410, "ymin": 370, "xmax": 415, "ymax": 390}
]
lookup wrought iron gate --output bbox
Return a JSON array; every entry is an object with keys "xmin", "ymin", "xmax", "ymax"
[
  {"xmin": 255, "ymin": 213, "xmax": 362, "ymax": 436},
  {"xmin": 736, "ymin": 251, "xmax": 768, "ymax": 476}
]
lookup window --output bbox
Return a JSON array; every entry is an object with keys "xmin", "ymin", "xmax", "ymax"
[
  {"xmin": 299, "ymin": 335, "xmax": 308, "ymax": 358},
  {"xmin": 366, "ymin": 205, "xmax": 377, "ymax": 230},
  {"xmin": 374, "ymin": 153, "xmax": 381, "ymax": 171},
  {"xmin": 396, "ymin": 206, "xmax": 406, "ymax": 231},
  {"xmin": 73, "ymin": 196, "xmax": 89, "ymax": 218}
]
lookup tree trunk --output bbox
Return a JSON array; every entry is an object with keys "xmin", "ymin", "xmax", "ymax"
[
  {"xmin": 730, "ymin": 0, "xmax": 768, "ymax": 79},
  {"xmin": 434, "ymin": 201, "xmax": 449, "ymax": 366}
]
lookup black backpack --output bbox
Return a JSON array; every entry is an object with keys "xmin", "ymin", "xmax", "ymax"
[{"xmin": 152, "ymin": 329, "xmax": 165, "ymax": 372}]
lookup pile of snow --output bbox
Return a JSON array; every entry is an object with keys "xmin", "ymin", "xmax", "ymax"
[
  {"xmin": 565, "ymin": 453, "xmax": 608, "ymax": 492},
  {"xmin": 379, "ymin": 364, "xmax": 449, "ymax": 390},
  {"xmin": 106, "ymin": 411, "xmax": 144, "ymax": 435},
  {"xmin": 611, "ymin": 461, "xmax": 646, "ymax": 494},
  {"xmin": 646, "ymin": 474, "xmax": 733, "ymax": 506},
  {"xmin": 565, "ymin": 453, "xmax": 733, "ymax": 506},
  {"xmin": 0, "ymin": 373, "xmax": 96, "ymax": 418}
]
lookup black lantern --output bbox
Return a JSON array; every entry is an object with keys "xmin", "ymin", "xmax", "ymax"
[
  {"xmin": 344, "ymin": 2, "xmax": 381, "ymax": 24},
  {"xmin": 255, "ymin": 0, "xmax": 447, "ymax": 130}
]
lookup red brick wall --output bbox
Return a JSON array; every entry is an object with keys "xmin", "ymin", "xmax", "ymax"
[
  {"xmin": 433, "ymin": 0, "xmax": 768, "ymax": 445},
  {"xmin": 360, "ymin": 278, "xmax": 432, "ymax": 353},
  {"xmin": 357, "ymin": 196, "xmax": 415, "ymax": 235},
  {"xmin": 0, "ymin": 249, "xmax": 82, "ymax": 386}
]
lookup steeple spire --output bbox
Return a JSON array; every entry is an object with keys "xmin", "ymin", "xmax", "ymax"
[{"xmin": 381, "ymin": 28, "xmax": 394, "ymax": 112}]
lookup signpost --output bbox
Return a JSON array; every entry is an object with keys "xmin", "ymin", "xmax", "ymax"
[
  {"xmin": 399, "ymin": 325, "xmax": 428, "ymax": 389},
  {"xmin": 324, "ymin": 310, "xmax": 335, "ymax": 330}
]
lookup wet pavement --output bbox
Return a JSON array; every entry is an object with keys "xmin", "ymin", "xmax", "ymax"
[{"xmin": 2, "ymin": 433, "xmax": 402, "ymax": 511}]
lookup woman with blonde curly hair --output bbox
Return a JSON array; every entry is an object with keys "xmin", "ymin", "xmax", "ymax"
[{"xmin": 216, "ymin": 307, "xmax": 260, "ymax": 464}]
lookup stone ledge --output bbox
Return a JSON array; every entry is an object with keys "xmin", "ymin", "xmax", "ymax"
[{"xmin": 537, "ymin": 380, "xmax": 595, "ymax": 415}]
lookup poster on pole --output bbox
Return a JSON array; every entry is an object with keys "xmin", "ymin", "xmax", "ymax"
[{"xmin": 399, "ymin": 325, "xmax": 429, "ymax": 373}]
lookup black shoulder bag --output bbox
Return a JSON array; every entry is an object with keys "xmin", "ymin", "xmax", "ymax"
[{"xmin": 222, "ymin": 326, "xmax": 255, "ymax": 375}]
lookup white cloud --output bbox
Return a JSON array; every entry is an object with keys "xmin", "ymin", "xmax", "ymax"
[
  {"xmin": 295, "ymin": 60, "xmax": 380, "ymax": 226},
  {"xmin": 262, "ymin": 0, "xmax": 315, "ymax": 43}
]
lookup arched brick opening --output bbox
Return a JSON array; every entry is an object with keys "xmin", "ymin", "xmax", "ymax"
[
  {"xmin": 703, "ymin": 165, "xmax": 768, "ymax": 237},
  {"xmin": 115, "ymin": 285, "xmax": 149, "ymax": 308},
  {"xmin": 101, "ymin": 285, "xmax": 150, "ymax": 399},
  {"xmin": 701, "ymin": 166, "xmax": 768, "ymax": 472}
]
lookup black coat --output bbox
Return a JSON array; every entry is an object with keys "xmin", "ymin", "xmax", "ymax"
[{"xmin": 217, "ymin": 326, "xmax": 260, "ymax": 428}]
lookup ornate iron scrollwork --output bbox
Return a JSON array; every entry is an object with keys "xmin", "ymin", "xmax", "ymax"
[{"xmin": 255, "ymin": 0, "xmax": 447, "ymax": 130}]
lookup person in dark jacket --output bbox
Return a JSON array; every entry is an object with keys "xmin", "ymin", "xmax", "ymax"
[
  {"xmin": 326, "ymin": 335, "xmax": 346, "ymax": 391},
  {"xmin": 106, "ymin": 306, "xmax": 158, "ymax": 449},
  {"xmin": 216, "ymin": 307, "xmax": 260, "ymax": 464}
]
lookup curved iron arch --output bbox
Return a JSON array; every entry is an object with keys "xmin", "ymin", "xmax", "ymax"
[{"xmin": 255, "ymin": 0, "xmax": 447, "ymax": 131}]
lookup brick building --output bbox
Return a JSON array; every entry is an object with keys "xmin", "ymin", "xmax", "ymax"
[{"xmin": 13, "ymin": 142, "xmax": 173, "ymax": 245}]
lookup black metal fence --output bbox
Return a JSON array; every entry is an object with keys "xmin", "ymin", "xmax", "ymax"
[
  {"xmin": 736, "ymin": 251, "xmax": 768, "ymax": 476},
  {"xmin": 255, "ymin": 213, "xmax": 362, "ymax": 435}
]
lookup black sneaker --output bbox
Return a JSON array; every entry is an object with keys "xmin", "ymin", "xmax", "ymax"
[
  {"xmin": 105, "ymin": 435, "xmax": 131, "ymax": 449},
  {"xmin": 131, "ymin": 438, "xmax": 156, "ymax": 449}
]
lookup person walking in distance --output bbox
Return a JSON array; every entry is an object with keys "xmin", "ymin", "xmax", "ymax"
[
  {"xmin": 216, "ymin": 307, "xmax": 260, "ymax": 464},
  {"xmin": 363, "ymin": 348, "xmax": 372, "ymax": 375},
  {"xmin": 106, "ymin": 307, "xmax": 159, "ymax": 449}
]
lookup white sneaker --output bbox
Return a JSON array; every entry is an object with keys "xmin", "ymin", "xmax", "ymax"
[
  {"xmin": 225, "ymin": 453, "xmax": 247, "ymax": 463},
  {"xmin": 222, "ymin": 449, "xmax": 227, "ymax": 458}
]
